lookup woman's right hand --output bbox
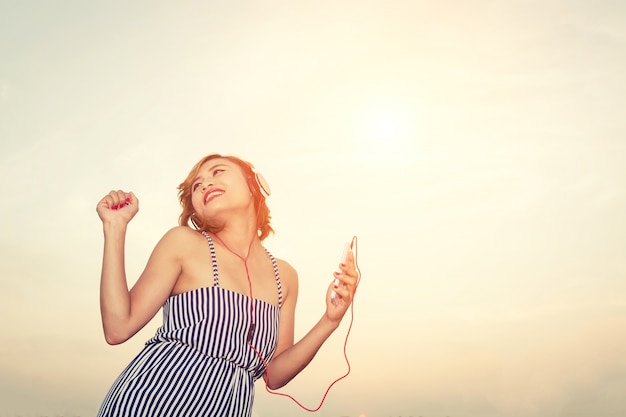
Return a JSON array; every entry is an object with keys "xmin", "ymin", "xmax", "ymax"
[{"xmin": 96, "ymin": 190, "xmax": 139, "ymax": 226}]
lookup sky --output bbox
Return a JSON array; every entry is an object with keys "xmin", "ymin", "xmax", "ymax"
[{"xmin": 1, "ymin": 1, "xmax": 625, "ymax": 416}]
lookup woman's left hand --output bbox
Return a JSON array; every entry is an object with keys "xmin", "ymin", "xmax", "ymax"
[{"xmin": 325, "ymin": 250, "xmax": 360, "ymax": 322}]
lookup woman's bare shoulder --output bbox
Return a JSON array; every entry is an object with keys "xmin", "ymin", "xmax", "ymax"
[
  {"xmin": 163, "ymin": 225, "xmax": 200, "ymax": 238},
  {"xmin": 156, "ymin": 226, "xmax": 203, "ymax": 252},
  {"xmin": 274, "ymin": 258, "xmax": 299, "ymax": 286}
]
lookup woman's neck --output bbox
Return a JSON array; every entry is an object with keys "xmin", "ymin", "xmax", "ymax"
[{"xmin": 212, "ymin": 216, "xmax": 259, "ymax": 259}]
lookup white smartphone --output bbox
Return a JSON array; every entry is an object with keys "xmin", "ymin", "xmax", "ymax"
[{"xmin": 331, "ymin": 238, "xmax": 354, "ymax": 306}]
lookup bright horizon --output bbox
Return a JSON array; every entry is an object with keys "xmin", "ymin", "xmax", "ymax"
[{"xmin": 1, "ymin": 1, "xmax": 625, "ymax": 416}]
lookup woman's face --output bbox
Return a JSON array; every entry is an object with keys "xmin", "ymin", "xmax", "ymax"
[{"xmin": 190, "ymin": 158, "xmax": 253, "ymax": 223}]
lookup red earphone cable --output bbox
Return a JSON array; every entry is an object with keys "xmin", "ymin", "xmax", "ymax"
[
  {"xmin": 214, "ymin": 197, "xmax": 360, "ymax": 412},
  {"xmin": 254, "ymin": 236, "xmax": 360, "ymax": 411},
  {"xmin": 254, "ymin": 287, "xmax": 358, "ymax": 412}
]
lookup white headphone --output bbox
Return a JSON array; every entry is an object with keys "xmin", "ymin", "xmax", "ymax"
[{"xmin": 252, "ymin": 169, "xmax": 271, "ymax": 199}]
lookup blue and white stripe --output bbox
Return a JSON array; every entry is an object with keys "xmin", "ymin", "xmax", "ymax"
[{"xmin": 97, "ymin": 234, "xmax": 282, "ymax": 417}]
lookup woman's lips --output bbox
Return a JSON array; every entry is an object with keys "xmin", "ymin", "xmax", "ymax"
[{"xmin": 203, "ymin": 189, "xmax": 224, "ymax": 204}]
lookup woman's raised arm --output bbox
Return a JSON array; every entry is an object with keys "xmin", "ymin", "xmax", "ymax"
[{"xmin": 97, "ymin": 190, "xmax": 183, "ymax": 345}]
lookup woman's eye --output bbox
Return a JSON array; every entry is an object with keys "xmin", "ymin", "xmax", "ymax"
[
  {"xmin": 213, "ymin": 168, "xmax": 224, "ymax": 176},
  {"xmin": 192, "ymin": 183, "xmax": 201, "ymax": 191}
]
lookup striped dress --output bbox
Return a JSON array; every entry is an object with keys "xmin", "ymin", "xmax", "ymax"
[{"xmin": 97, "ymin": 233, "xmax": 283, "ymax": 417}]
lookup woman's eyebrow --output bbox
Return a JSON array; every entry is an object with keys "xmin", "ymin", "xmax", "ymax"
[
  {"xmin": 193, "ymin": 163, "xmax": 228, "ymax": 183},
  {"xmin": 206, "ymin": 163, "xmax": 228, "ymax": 173}
]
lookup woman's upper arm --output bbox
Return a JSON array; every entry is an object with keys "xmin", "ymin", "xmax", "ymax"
[
  {"xmin": 274, "ymin": 259, "xmax": 299, "ymax": 357},
  {"xmin": 124, "ymin": 227, "xmax": 187, "ymax": 340}
]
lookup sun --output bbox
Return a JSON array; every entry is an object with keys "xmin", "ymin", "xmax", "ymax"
[
  {"xmin": 358, "ymin": 100, "xmax": 418, "ymax": 161},
  {"xmin": 372, "ymin": 111, "xmax": 402, "ymax": 141}
]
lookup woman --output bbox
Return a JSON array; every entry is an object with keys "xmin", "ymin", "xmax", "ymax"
[{"xmin": 95, "ymin": 153, "xmax": 359, "ymax": 417}]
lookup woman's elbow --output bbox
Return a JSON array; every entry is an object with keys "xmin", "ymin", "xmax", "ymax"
[
  {"xmin": 103, "ymin": 327, "xmax": 131, "ymax": 345},
  {"xmin": 264, "ymin": 374, "xmax": 290, "ymax": 390},
  {"xmin": 265, "ymin": 380, "xmax": 283, "ymax": 390},
  {"xmin": 105, "ymin": 335, "xmax": 125, "ymax": 345}
]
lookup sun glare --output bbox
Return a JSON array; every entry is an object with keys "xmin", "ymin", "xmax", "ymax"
[
  {"xmin": 360, "ymin": 100, "xmax": 418, "ymax": 150},
  {"xmin": 351, "ymin": 101, "xmax": 419, "ymax": 166},
  {"xmin": 373, "ymin": 111, "xmax": 402, "ymax": 141}
]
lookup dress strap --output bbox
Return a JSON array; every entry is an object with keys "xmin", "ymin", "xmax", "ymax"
[
  {"xmin": 264, "ymin": 248, "xmax": 283, "ymax": 308},
  {"xmin": 201, "ymin": 231, "xmax": 220, "ymax": 287}
]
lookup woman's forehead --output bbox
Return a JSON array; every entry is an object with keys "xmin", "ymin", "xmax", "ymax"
[{"xmin": 199, "ymin": 157, "xmax": 236, "ymax": 171}]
